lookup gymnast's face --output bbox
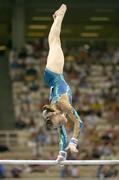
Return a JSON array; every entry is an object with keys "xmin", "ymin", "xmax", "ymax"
[
  {"xmin": 51, "ymin": 112, "xmax": 67, "ymax": 128},
  {"xmin": 43, "ymin": 104, "xmax": 67, "ymax": 129}
]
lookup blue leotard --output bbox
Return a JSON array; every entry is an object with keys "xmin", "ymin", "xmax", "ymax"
[
  {"xmin": 44, "ymin": 68, "xmax": 72, "ymax": 103},
  {"xmin": 44, "ymin": 68, "xmax": 83, "ymax": 152}
]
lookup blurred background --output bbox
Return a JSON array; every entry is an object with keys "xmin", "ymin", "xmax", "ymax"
[{"xmin": 0, "ymin": 0, "xmax": 119, "ymax": 179}]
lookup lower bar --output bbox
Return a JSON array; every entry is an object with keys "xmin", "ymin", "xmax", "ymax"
[{"xmin": 0, "ymin": 160, "xmax": 119, "ymax": 165}]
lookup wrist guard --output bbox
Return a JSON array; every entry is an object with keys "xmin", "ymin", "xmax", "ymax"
[
  {"xmin": 58, "ymin": 151, "xmax": 67, "ymax": 160},
  {"xmin": 69, "ymin": 138, "xmax": 78, "ymax": 146}
]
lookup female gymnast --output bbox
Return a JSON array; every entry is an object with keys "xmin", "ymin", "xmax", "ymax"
[{"xmin": 43, "ymin": 4, "xmax": 83, "ymax": 162}]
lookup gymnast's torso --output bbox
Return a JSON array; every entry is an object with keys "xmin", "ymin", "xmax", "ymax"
[{"xmin": 44, "ymin": 68, "xmax": 72, "ymax": 103}]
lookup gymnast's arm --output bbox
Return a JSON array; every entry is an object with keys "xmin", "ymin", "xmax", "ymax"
[
  {"xmin": 57, "ymin": 94, "xmax": 83, "ymax": 152},
  {"xmin": 56, "ymin": 125, "xmax": 68, "ymax": 162}
]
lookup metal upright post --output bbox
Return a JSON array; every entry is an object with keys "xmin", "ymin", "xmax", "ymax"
[{"xmin": 12, "ymin": 0, "xmax": 25, "ymax": 50}]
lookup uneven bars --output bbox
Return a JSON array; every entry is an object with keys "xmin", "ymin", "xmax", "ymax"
[{"xmin": 0, "ymin": 160, "xmax": 119, "ymax": 165}]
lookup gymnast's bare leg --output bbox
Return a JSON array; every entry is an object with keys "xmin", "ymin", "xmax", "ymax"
[{"xmin": 46, "ymin": 4, "xmax": 67, "ymax": 74}]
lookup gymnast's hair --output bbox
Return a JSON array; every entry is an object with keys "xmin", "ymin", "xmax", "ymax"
[{"xmin": 42, "ymin": 105, "xmax": 55, "ymax": 130}]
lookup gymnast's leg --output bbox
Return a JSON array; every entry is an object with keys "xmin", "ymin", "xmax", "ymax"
[{"xmin": 46, "ymin": 4, "xmax": 67, "ymax": 74}]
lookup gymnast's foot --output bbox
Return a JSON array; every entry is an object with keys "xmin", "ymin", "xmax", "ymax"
[{"xmin": 53, "ymin": 4, "xmax": 67, "ymax": 20}]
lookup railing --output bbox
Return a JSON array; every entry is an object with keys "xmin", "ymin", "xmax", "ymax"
[{"xmin": 0, "ymin": 130, "xmax": 28, "ymax": 148}]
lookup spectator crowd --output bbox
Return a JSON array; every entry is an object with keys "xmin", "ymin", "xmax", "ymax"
[{"xmin": 8, "ymin": 39, "xmax": 119, "ymax": 178}]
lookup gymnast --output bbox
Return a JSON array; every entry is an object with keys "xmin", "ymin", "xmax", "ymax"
[{"xmin": 43, "ymin": 4, "xmax": 83, "ymax": 162}]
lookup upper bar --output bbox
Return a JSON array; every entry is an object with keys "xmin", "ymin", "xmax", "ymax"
[{"xmin": 0, "ymin": 160, "xmax": 119, "ymax": 165}]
